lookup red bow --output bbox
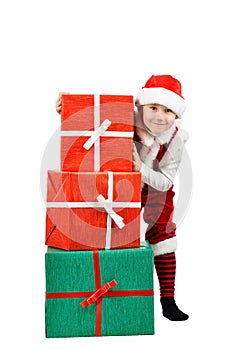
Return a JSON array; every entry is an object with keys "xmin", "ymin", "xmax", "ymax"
[{"xmin": 80, "ymin": 279, "xmax": 118, "ymax": 308}]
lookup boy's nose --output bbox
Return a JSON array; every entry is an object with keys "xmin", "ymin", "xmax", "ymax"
[{"xmin": 155, "ymin": 112, "xmax": 164, "ymax": 120}]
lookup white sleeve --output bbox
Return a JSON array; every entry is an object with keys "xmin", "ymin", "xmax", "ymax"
[{"xmin": 140, "ymin": 141, "xmax": 184, "ymax": 192}]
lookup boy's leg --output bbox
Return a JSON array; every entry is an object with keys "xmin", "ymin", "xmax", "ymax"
[
  {"xmin": 154, "ymin": 252, "xmax": 189, "ymax": 321},
  {"xmin": 143, "ymin": 194, "xmax": 189, "ymax": 321},
  {"xmin": 154, "ymin": 252, "xmax": 176, "ymax": 298}
]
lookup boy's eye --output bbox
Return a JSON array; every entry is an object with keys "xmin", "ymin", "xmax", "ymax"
[
  {"xmin": 150, "ymin": 106, "xmax": 157, "ymax": 110},
  {"xmin": 165, "ymin": 108, "xmax": 173, "ymax": 113}
]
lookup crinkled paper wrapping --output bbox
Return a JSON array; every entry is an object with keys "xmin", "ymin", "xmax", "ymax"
[
  {"xmin": 60, "ymin": 94, "xmax": 134, "ymax": 172},
  {"xmin": 45, "ymin": 242, "xmax": 154, "ymax": 337},
  {"xmin": 46, "ymin": 170, "xmax": 141, "ymax": 250}
]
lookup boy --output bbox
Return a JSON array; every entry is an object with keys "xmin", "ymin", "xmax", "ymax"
[{"xmin": 133, "ymin": 75, "xmax": 188, "ymax": 321}]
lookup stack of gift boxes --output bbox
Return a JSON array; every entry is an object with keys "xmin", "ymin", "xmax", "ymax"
[{"xmin": 45, "ymin": 94, "xmax": 155, "ymax": 337}]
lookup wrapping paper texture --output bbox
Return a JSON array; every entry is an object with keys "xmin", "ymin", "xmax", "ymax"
[
  {"xmin": 46, "ymin": 170, "xmax": 141, "ymax": 250},
  {"xmin": 45, "ymin": 242, "xmax": 155, "ymax": 337},
  {"xmin": 61, "ymin": 94, "xmax": 134, "ymax": 172}
]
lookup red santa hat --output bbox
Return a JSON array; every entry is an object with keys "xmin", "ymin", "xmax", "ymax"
[{"xmin": 135, "ymin": 75, "xmax": 186, "ymax": 118}]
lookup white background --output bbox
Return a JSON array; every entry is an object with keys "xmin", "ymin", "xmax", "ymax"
[{"xmin": 1, "ymin": 0, "xmax": 234, "ymax": 349}]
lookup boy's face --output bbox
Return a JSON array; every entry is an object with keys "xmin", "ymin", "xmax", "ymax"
[{"xmin": 142, "ymin": 103, "xmax": 177, "ymax": 135}]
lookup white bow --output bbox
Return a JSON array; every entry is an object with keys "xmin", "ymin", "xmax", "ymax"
[
  {"xmin": 83, "ymin": 119, "xmax": 111, "ymax": 150},
  {"xmin": 96, "ymin": 194, "xmax": 125, "ymax": 229}
]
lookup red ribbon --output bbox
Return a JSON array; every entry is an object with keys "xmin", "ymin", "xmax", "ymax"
[
  {"xmin": 80, "ymin": 279, "xmax": 118, "ymax": 308},
  {"xmin": 46, "ymin": 250, "xmax": 154, "ymax": 336}
]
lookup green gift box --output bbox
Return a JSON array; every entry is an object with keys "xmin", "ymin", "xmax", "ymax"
[{"xmin": 45, "ymin": 242, "xmax": 155, "ymax": 337}]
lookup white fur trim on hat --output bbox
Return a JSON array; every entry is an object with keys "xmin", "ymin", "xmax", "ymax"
[
  {"xmin": 150, "ymin": 237, "xmax": 177, "ymax": 256},
  {"xmin": 135, "ymin": 87, "xmax": 186, "ymax": 118}
]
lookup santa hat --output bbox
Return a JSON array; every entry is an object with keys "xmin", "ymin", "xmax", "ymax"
[{"xmin": 135, "ymin": 75, "xmax": 186, "ymax": 118}]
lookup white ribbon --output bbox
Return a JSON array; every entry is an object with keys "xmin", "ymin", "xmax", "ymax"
[
  {"xmin": 98, "ymin": 171, "xmax": 124, "ymax": 249},
  {"xmin": 47, "ymin": 202, "xmax": 140, "ymax": 208},
  {"xmin": 97, "ymin": 195, "xmax": 125, "ymax": 229},
  {"xmin": 83, "ymin": 119, "xmax": 112, "ymax": 150},
  {"xmin": 46, "ymin": 172, "xmax": 140, "ymax": 249},
  {"xmin": 60, "ymin": 130, "xmax": 133, "ymax": 137}
]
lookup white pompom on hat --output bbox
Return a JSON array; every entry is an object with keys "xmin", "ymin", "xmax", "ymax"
[{"xmin": 135, "ymin": 75, "xmax": 186, "ymax": 118}]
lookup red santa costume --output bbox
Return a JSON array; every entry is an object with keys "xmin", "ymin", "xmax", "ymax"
[{"xmin": 134, "ymin": 75, "xmax": 189, "ymax": 321}]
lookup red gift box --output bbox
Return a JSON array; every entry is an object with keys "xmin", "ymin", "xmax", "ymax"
[
  {"xmin": 46, "ymin": 170, "xmax": 141, "ymax": 250},
  {"xmin": 60, "ymin": 94, "xmax": 134, "ymax": 172}
]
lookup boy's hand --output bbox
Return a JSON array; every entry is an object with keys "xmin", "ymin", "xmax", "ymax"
[
  {"xmin": 132, "ymin": 143, "xmax": 142, "ymax": 172},
  {"xmin": 55, "ymin": 92, "xmax": 70, "ymax": 114}
]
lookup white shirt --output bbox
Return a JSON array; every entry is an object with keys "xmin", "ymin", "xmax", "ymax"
[{"xmin": 138, "ymin": 123, "xmax": 188, "ymax": 192}]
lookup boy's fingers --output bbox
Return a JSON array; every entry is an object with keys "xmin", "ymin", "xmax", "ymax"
[{"xmin": 55, "ymin": 92, "xmax": 71, "ymax": 113}]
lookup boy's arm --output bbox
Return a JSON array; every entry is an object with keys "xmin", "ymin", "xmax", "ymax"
[
  {"xmin": 133, "ymin": 138, "xmax": 185, "ymax": 192},
  {"xmin": 140, "ymin": 156, "xmax": 181, "ymax": 191}
]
